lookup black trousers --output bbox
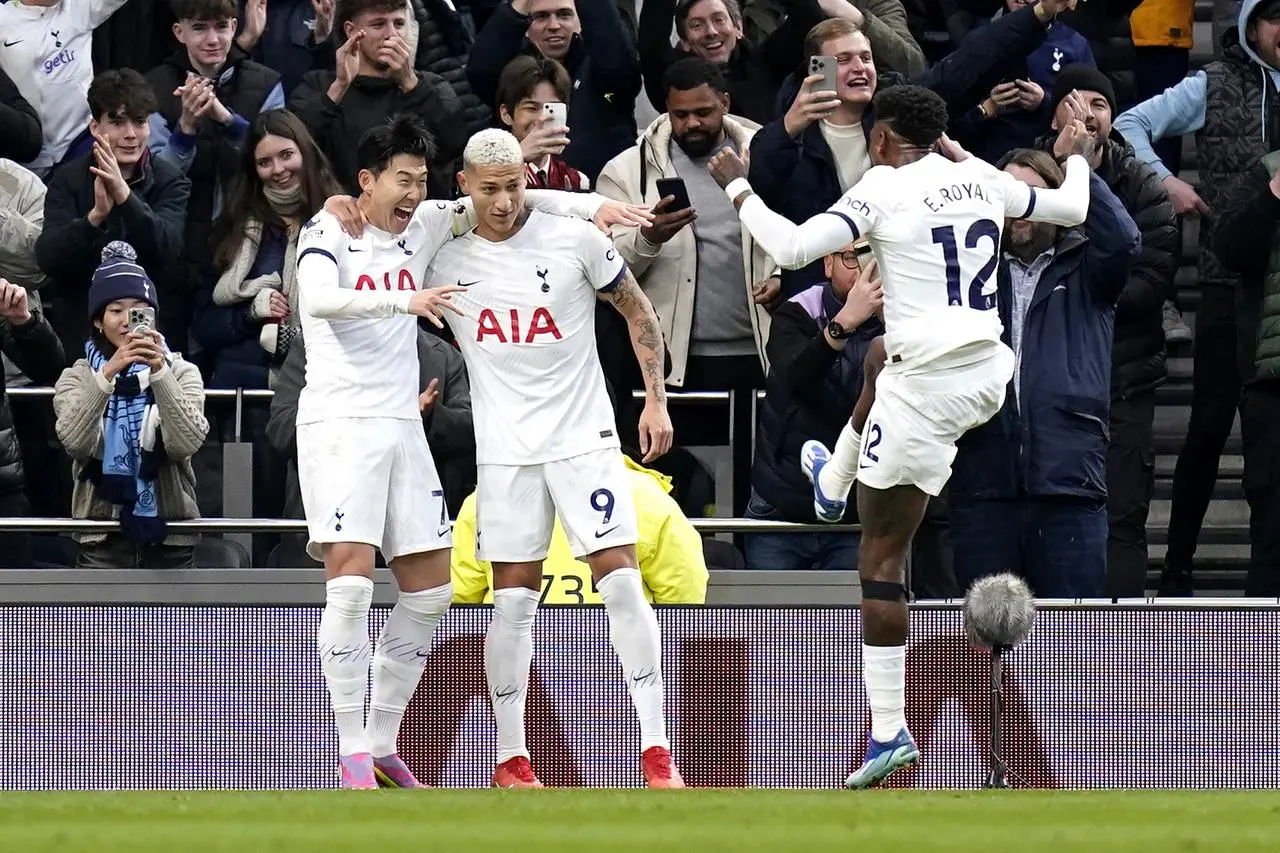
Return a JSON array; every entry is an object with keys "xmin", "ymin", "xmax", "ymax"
[
  {"xmin": 1165, "ymin": 288, "xmax": 1242, "ymax": 570},
  {"xmin": 1240, "ymin": 386, "xmax": 1280, "ymax": 596},
  {"xmin": 1107, "ymin": 392, "xmax": 1157, "ymax": 597}
]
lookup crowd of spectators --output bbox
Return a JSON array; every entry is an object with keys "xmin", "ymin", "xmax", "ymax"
[{"xmin": 0, "ymin": 0, "xmax": 1272, "ymax": 601}]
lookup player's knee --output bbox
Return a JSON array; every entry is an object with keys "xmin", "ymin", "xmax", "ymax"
[
  {"xmin": 323, "ymin": 574, "xmax": 375, "ymax": 617},
  {"xmin": 492, "ymin": 561, "xmax": 543, "ymax": 592},
  {"xmin": 860, "ymin": 578, "xmax": 909, "ymax": 603},
  {"xmin": 323, "ymin": 543, "xmax": 377, "ymax": 580},
  {"xmin": 389, "ymin": 547, "xmax": 452, "ymax": 592},
  {"xmin": 587, "ymin": 545, "xmax": 638, "ymax": 580}
]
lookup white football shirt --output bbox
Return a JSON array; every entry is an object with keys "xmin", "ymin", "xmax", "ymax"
[
  {"xmin": 294, "ymin": 205, "xmax": 469, "ymax": 424},
  {"xmin": 427, "ymin": 210, "xmax": 627, "ymax": 466},
  {"xmin": 735, "ymin": 152, "xmax": 1091, "ymax": 367}
]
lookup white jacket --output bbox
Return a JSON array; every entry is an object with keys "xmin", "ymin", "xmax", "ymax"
[
  {"xmin": 0, "ymin": 158, "xmax": 48, "ymax": 291},
  {"xmin": 596, "ymin": 114, "xmax": 777, "ymax": 388}
]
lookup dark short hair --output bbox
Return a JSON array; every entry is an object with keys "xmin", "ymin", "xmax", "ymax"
[
  {"xmin": 169, "ymin": 0, "xmax": 237, "ymax": 21},
  {"xmin": 995, "ymin": 148, "xmax": 1064, "ymax": 189},
  {"xmin": 874, "ymin": 85, "xmax": 948, "ymax": 148},
  {"xmin": 662, "ymin": 56, "xmax": 728, "ymax": 97},
  {"xmin": 495, "ymin": 55, "xmax": 571, "ymax": 116},
  {"xmin": 335, "ymin": 0, "xmax": 408, "ymax": 34},
  {"xmin": 357, "ymin": 113, "xmax": 437, "ymax": 175},
  {"xmin": 87, "ymin": 69, "xmax": 157, "ymax": 123},
  {"xmin": 674, "ymin": 0, "xmax": 742, "ymax": 40}
]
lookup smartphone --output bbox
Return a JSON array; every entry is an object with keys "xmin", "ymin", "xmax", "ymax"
[
  {"xmin": 808, "ymin": 55, "xmax": 839, "ymax": 95},
  {"xmin": 655, "ymin": 177, "xmax": 692, "ymax": 213},
  {"xmin": 542, "ymin": 101, "xmax": 568, "ymax": 129},
  {"xmin": 853, "ymin": 240, "xmax": 874, "ymax": 276},
  {"xmin": 127, "ymin": 305, "xmax": 156, "ymax": 334}
]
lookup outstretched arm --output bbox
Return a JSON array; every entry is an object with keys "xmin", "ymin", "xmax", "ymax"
[
  {"xmin": 599, "ymin": 270, "xmax": 674, "ymax": 462},
  {"xmin": 709, "ymin": 147, "xmax": 878, "ymax": 270}
]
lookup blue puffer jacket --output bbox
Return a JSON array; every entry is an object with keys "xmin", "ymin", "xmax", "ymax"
[{"xmin": 950, "ymin": 171, "xmax": 1140, "ymax": 501}]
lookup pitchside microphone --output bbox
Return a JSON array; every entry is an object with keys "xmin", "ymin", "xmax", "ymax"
[{"xmin": 963, "ymin": 574, "xmax": 1037, "ymax": 789}]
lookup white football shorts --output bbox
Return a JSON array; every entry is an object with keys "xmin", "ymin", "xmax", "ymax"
[
  {"xmin": 296, "ymin": 417, "xmax": 451, "ymax": 561},
  {"xmin": 857, "ymin": 342, "xmax": 1015, "ymax": 497},
  {"xmin": 474, "ymin": 448, "xmax": 638, "ymax": 562}
]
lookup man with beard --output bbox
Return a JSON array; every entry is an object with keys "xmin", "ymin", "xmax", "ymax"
[
  {"xmin": 1036, "ymin": 67, "xmax": 1177, "ymax": 598},
  {"xmin": 947, "ymin": 145, "xmax": 1140, "ymax": 599},
  {"xmin": 596, "ymin": 57, "xmax": 779, "ymax": 392}
]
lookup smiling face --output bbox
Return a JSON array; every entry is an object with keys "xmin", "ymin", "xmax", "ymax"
[
  {"xmin": 253, "ymin": 133, "xmax": 303, "ymax": 192},
  {"xmin": 173, "ymin": 16, "xmax": 236, "ymax": 75},
  {"xmin": 359, "ymin": 153, "xmax": 428, "ymax": 233},
  {"xmin": 679, "ymin": 0, "xmax": 742, "ymax": 65},
  {"xmin": 820, "ymin": 30, "xmax": 877, "ymax": 107},
  {"xmin": 527, "ymin": 0, "xmax": 580, "ymax": 61}
]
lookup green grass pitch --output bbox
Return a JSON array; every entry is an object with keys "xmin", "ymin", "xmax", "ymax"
[{"xmin": 3, "ymin": 790, "xmax": 1278, "ymax": 852}]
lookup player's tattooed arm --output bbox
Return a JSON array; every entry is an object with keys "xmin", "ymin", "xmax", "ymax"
[{"xmin": 602, "ymin": 270, "xmax": 674, "ymax": 461}]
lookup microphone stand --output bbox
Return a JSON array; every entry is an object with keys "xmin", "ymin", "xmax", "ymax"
[{"xmin": 983, "ymin": 643, "xmax": 1011, "ymax": 789}]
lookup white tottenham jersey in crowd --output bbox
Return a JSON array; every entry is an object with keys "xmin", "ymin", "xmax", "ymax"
[
  {"xmin": 0, "ymin": 0, "xmax": 129, "ymax": 170},
  {"xmin": 736, "ymin": 152, "xmax": 1091, "ymax": 366},
  {"xmin": 427, "ymin": 210, "xmax": 627, "ymax": 466}
]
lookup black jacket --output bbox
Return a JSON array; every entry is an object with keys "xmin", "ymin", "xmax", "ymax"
[
  {"xmin": 289, "ymin": 69, "xmax": 466, "ymax": 199},
  {"xmin": 0, "ymin": 66, "xmax": 41, "ymax": 164},
  {"xmin": 0, "ymin": 307, "xmax": 66, "ymax": 497},
  {"xmin": 748, "ymin": 4, "xmax": 1050, "ymax": 296},
  {"xmin": 410, "ymin": 0, "xmax": 493, "ymax": 138},
  {"xmin": 638, "ymin": 0, "xmax": 826, "ymax": 125},
  {"xmin": 952, "ymin": 172, "xmax": 1141, "ymax": 502},
  {"xmin": 753, "ymin": 285, "xmax": 883, "ymax": 522},
  {"xmin": 467, "ymin": 0, "xmax": 641, "ymax": 182},
  {"xmin": 1035, "ymin": 131, "xmax": 1172, "ymax": 400},
  {"xmin": 146, "ymin": 47, "xmax": 282, "ymax": 267},
  {"xmin": 35, "ymin": 153, "xmax": 190, "ymax": 357}
]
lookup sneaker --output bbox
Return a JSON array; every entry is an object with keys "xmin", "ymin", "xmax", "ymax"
[
  {"xmin": 339, "ymin": 752, "xmax": 378, "ymax": 790},
  {"xmin": 373, "ymin": 754, "xmax": 426, "ymax": 789},
  {"xmin": 801, "ymin": 439, "xmax": 846, "ymax": 523},
  {"xmin": 844, "ymin": 728, "xmax": 919, "ymax": 789},
  {"xmin": 641, "ymin": 746, "xmax": 685, "ymax": 789},
  {"xmin": 491, "ymin": 756, "xmax": 544, "ymax": 788},
  {"xmin": 1163, "ymin": 301, "xmax": 1192, "ymax": 344}
]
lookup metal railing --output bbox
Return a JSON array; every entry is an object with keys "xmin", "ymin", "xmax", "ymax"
[{"xmin": 0, "ymin": 517, "xmax": 859, "ymax": 534}]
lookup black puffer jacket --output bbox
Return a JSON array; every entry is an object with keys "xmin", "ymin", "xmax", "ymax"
[
  {"xmin": 0, "ymin": 307, "xmax": 66, "ymax": 497},
  {"xmin": 1036, "ymin": 130, "xmax": 1173, "ymax": 399},
  {"xmin": 410, "ymin": 0, "xmax": 493, "ymax": 138}
]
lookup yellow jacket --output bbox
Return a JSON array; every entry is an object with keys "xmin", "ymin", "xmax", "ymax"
[
  {"xmin": 1130, "ymin": 0, "xmax": 1194, "ymax": 49},
  {"xmin": 451, "ymin": 456, "xmax": 709, "ymax": 604}
]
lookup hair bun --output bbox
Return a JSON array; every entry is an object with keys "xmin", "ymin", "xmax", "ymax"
[{"xmin": 101, "ymin": 241, "xmax": 138, "ymax": 264}]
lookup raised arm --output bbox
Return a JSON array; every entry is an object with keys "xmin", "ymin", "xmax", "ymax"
[
  {"xmin": 999, "ymin": 154, "xmax": 1092, "ymax": 227},
  {"xmin": 297, "ymin": 241, "xmax": 413, "ymax": 320}
]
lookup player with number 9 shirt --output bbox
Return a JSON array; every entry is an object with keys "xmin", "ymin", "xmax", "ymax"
[
  {"xmin": 709, "ymin": 85, "xmax": 1095, "ymax": 789},
  {"xmin": 427, "ymin": 129, "xmax": 682, "ymax": 790}
]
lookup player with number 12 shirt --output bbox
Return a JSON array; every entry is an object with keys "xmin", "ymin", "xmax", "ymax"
[
  {"xmin": 427, "ymin": 130, "xmax": 682, "ymax": 790},
  {"xmin": 710, "ymin": 85, "xmax": 1096, "ymax": 789}
]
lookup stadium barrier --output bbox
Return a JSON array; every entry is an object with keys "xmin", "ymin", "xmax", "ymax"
[{"xmin": 0, "ymin": 601, "xmax": 1276, "ymax": 790}]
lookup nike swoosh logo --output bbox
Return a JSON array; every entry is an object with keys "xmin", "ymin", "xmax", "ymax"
[
  {"xmin": 3, "ymin": 41, "xmax": 21, "ymax": 47},
  {"xmin": 457, "ymin": 279, "xmax": 481, "ymax": 287},
  {"xmin": 347, "ymin": 246, "xmax": 364, "ymax": 253},
  {"xmin": 595, "ymin": 525, "xmax": 620, "ymax": 539},
  {"xmin": 858, "ymin": 461, "xmax": 873, "ymax": 469},
  {"xmin": 494, "ymin": 687, "xmax": 519, "ymax": 699},
  {"xmin": 436, "ymin": 526, "xmax": 451, "ymax": 538}
]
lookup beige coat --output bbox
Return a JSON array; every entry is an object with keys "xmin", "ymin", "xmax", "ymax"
[
  {"xmin": 53, "ymin": 357, "xmax": 209, "ymax": 546},
  {"xmin": 0, "ymin": 158, "xmax": 48, "ymax": 290},
  {"xmin": 596, "ymin": 115, "xmax": 777, "ymax": 388}
]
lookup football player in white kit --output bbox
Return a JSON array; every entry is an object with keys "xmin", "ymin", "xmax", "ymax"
[
  {"xmin": 709, "ymin": 86, "xmax": 1095, "ymax": 788},
  {"xmin": 426, "ymin": 129, "xmax": 683, "ymax": 789},
  {"xmin": 295, "ymin": 116, "xmax": 647, "ymax": 790}
]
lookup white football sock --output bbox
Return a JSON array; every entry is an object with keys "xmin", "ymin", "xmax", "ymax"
[
  {"xmin": 366, "ymin": 583, "xmax": 453, "ymax": 758},
  {"xmin": 597, "ymin": 568, "xmax": 669, "ymax": 751},
  {"xmin": 485, "ymin": 587, "xmax": 539, "ymax": 763},
  {"xmin": 818, "ymin": 422, "xmax": 862, "ymax": 501},
  {"xmin": 864, "ymin": 644, "xmax": 907, "ymax": 743},
  {"xmin": 318, "ymin": 576, "xmax": 375, "ymax": 756}
]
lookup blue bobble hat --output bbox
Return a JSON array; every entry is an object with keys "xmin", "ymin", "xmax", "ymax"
[{"xmin": 87, "ymin": 241, "xmax": 159, "ymax": 320}]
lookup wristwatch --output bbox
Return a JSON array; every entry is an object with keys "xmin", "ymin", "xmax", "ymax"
[{"xmin": 827, "ymin": 319, "xmax": 851, "ymax": 340}]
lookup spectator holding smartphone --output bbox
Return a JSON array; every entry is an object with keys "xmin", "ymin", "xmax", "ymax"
[
  {"xmin": 495, "ymin": 55, "xmax": 589, "ymax": 190},
  {"xmin": 53, "ymin": 242, "xmax": 209, "ymax": 570}
]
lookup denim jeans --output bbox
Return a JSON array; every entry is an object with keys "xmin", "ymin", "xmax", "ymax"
[{"xmin": 743, "ymin": 490, "xmax": 861, "ymax": 570}]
